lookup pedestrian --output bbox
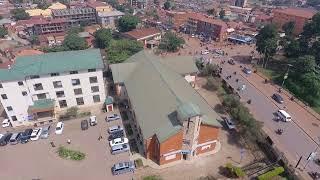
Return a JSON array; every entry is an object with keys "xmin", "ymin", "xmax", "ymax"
[
  {"xmin": 67, "ymin": 139, "xmax": 71, "ymax": 144},
  {"xmin": 98, "ymin": 134, "xmax": 103, "ymax": 141}
]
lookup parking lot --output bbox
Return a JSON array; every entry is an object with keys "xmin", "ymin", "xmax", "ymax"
[{"xmin": 0, "ymin": 110, "xmax": 133, "ymax": 180}]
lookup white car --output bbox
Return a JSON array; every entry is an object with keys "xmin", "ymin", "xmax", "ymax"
[
  {"xmin": 106, "ymin": 114, "xmax": 121, "ymax": 122},
  {"xmin": 0, "ymin": 134, "xmax": 3, "ymax": 139},
  {"xmin": 224, "ymin": 118, "xmax": 236, "ymax": 130},
  {"xmin": 30, "ymin": 128, "xmax": 43, "ymax": 141},
  {"xmin": 2, "ymin": 119, "xmax": 10, "ymax": 128},
  {"xmin": 89, "ymin": 116, "xmax": 97, "ymax": 126},
  {"xmin": 109, "ymin": 137, "xmax": 129, "ymax": 147},
  {"xmin": 201, "ymin": 50, "xmax": 209, "ymax": 55},
  {"xmin": 55, "ymin": 122, "xmax": 64, "ymax": 135}
]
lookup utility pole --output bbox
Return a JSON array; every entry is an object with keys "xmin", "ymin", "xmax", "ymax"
[{"xmin": 281, "ymin": 64, "xmax": 292, "ymax": 87}]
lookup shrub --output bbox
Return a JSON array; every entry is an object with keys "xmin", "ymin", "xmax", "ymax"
[
  {"xmin": 58, "ymin": 146, "xmax": 86, "ymax": 161},
  {"xmin": 65, "ymin": 106, "xmax": 79, "ymax": 118},
  {"xmin": 258, "ymin": 167, "xmax": 285, "ymax": 180},
  {"xmin": 225, "ymin": 163, "xmax": 246, "ymax": 178},
  {"xmin": 204, "ymin": 77, "xmax": 222, "ymax": 91},
  {"xmin": 135, "ymin": 158, "xmax": 143, "ymax": 168},
  {"xmin": 143, "ymin": 175, "xmax": 162, "ymax": 180}
]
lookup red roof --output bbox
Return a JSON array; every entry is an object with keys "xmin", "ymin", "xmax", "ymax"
[
  {"xmin": 273, "ymin": 8, "xmax": 317, "ymax": 19},
  {"xmin": 87, "ymin": 0, "xmax": 108, "ymax": 8},
  {"xmin": 189, "ymin": 13, "xmax": 228, "ymax": 29},
  {"xmin": 124, "ymin": 28, "xmax": 161, "ymax": 40},
  {"xmin": 16, "ymin": 17, "xmax": 67, "ymax": 26}
]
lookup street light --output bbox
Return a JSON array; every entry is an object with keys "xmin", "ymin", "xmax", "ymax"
[{"xmin": 281, "ymin": 64, "xmax": 293, "ymax": 87}]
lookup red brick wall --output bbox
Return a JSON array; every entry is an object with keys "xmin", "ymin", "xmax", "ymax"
[
  {"xmin": 196, "ymin": 124, "xmax": 219, "ymax": 155},
  {"xmin": 272, "ymin": 12, "xmax": 309, "ymax": 35},
  {"xmin": 159, "ymin": 131, "xmax": 183, "ymax": 165},
  {"xmin": 145, "ymin": 135, "xmax": 159, "ymax": 163}
]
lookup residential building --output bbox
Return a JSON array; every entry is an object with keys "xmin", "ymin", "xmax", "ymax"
[
  {"xmin": 186, "ymin": 13, "xmax": 227, "ymax": 42},
  {"xmin": 52, "ymin": 7, "xmax": 97, "ymax": 26},
  {"xmin": 47, "ymin": 2, "xmax": 67, "ymax": 10},
  {"xmin": 234, "ymin": 0, "xmax": 247, "ymax": 7},
  {"xmin": 130, "ymin": 0, "xmax": 146, "ymax": 9},
  {"xmin": 26, "ymin": 9, "xmax": 52, "ymax": 17},
  {"xmin": 110, "ymin": 51, "xmax": 221, "ymax": 165},
  {"xmin": 0, "ymin": 49, "xmax": 105, "ymax": 127},
  {"xmin": 272, "ymin": 8, "xmax": 317, "ymax": 35},
  {"xmin": 87, "ymin": 0, "xmax": 113, "ymax": 12},
  {"xmin": 97, "ymin": 10, "xmax": 124, "ymax": 28},
  {"xmin": 122, "ymin": 28, "xmax": 161, "ymax": 47}
]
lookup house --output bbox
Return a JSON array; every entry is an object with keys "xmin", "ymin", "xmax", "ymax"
[
  {"xmin": 110, "ymin": 51, "xmax": 221, "ymax": 165},
  {"xmin": 0, "ymin": 49, "xmax": 106, "ymax": 127},
  {"xmin": 96, "ymin": 10, "xmax": 125, "ymax": 28},
  {"xmin": 122, "ymin": 28, "xmax": 161, "ymax": 48}
]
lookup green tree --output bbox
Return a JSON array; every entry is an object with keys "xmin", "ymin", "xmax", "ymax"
[
  {"xmin": 219, "ymin": 9, "xmax": 225, "ymax": 19},
  {"xmin": 62, "ymin": 33, "xmax": 88, "ymax": 50},
  {"xmin": 107, "ymin": 39, "xmax": 143, "ymax": 63},
  {"xmin": 159, "ymin": 32, "xmax": 185, "ymax": 52},
  {"xmin": 291, "ymin": 55, "xmax": 316, "ymax": 74},
  {"xmin": 256, "ymin": 24, "xmax": 278, "ymax": 68},
  {"xmin": 282, "ymin": 21, "xmax": 295, "ymax": 36},
  {"xmin": 302, "ymin": 13, "xmax": 320, "ymax": 39},
  {"xmin": 117, "ymin": 15, "xmax": 140, "ymax": 32},
  {"xmin": 284, "ymin": 39, "xmax": 301, "ymax": 57},
  {"xmin": 163, "ymin": 1, "xmax": 171, "ymax": 10},
  {"xmin": 36, "ymin": 0, "xmax": 50, "ymax": 10},
  {"xmin": 30, "ymin": 35, "xmax": 40, "ymax": 45},
  {"xmin": 94, "ymin": 28, "xmax": 112, "ymax": 48},
  {"xmin": 207, "ymin": 8, "xmax": 216, "ymax": 15},
  {"xmin": 0, "ymin": 27, "xmax": 8, "ymax": 38},
  {"xmin": 11, "ymin": 9, "xmax": 30, "ymax": 20}
]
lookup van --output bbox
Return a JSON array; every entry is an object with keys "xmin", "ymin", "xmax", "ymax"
[
  {"xmin": 9, "ymin": 132, "xmax": 21, "ymax": 145},
  {"xmin": 111, "ymin": 143, "xmax": 130, "ymax": 155},
  {"xmin": 112, "ymin": 161, "xmax": 135, "ymax": 175},
  {"xmin": 277, "ymin": 110, "xmax": 291, "ymax": 122}
]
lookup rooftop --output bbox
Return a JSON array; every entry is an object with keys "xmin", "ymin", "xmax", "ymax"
[
  {"xmin": 97, "ymin": 10, "xmax": 125, "ymax": 17},
  {"xmin": 52, "ymin": 8, "xmax": 95, "ymax": 16},
  {"xmin": 273, "ymin": 8, "xmax": 317, "ymax": 19},
  {"xmin": 123, "ymin": 28, "xmax": 161, "ymax": 40},
  {"xmin": 110, "ymin": 51, "xmax": 221, "ymax": 142},
  {"xmin": 189, "ymin": 13, "xmax": 228, "ymax": 29},
  {"xmin": 0, "ymin": 49, "xmax": 104, "ymax": 81}
]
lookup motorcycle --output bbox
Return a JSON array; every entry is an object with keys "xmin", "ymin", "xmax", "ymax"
[{"xmin": 276, "ymin": 129, "xmax": 283, "ymax": 135}]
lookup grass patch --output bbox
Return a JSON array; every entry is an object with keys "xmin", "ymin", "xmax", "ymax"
[
  {"xmin": 134, "ymin": 158, "xmax": 143, "ymax": 168},
  {"xmin": 143, "ymin": 175, "xmax": 162, "ymax": 180},
  {"xmin": 58, "ymin": 146, "xmax": 86, "ymax": 161}
]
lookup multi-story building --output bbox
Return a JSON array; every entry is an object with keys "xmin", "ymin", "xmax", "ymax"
[
  {"xmin": 0, "ymin": 49, "xmax": 106, "ymax": 127},
  {"xmin": 110, "ymin": 51, "xmax": 221, "ymax": 165},
  {"xmin": 96, "ymin": 10, "xmax": 124, "ymax": 28},
  {"xmin": 272, "ymin": 8, "xmax": 317, "ymax": 35},
  {"xmin": 234, "ymin": 0, "xmax": 247, "ymax": 7},
  {"xmin": 52, "ymin": 7, "xmax": 97, "ymax": 26},
  {"xmin": 130, "ymin": 0, "xmax": 146, "ymax": 9},
  {"xmin": 186, "ymin": 13, "xmax": 227, "ymax": 42}
]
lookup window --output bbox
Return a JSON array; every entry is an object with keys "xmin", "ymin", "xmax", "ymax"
[
  {"xmin": 88, "ymin": 68, "xmax": 96, "ymax": 72},
  {"xmin": 59, "ymin": 100, "xmax": 67, "ymax": 108},
  {"xmin": 53, "ymin": 81, "xmax": 62, "ymax": 88},
  {"xmin": 91, "ymin": 86, "xmax": 99, "ymax": 93},
  {"xmin": 74, "ymin": 88, "xmax": 82, "ymax": 95},
  {"xmin": 70, "ymin": 71, "xmax": 78, "ymax": 74},
  {"xmin": 37, "ymin": 93, "xmax": 46, "ymax": 99},
  {"xmin": 76, "ymin": 97, "xmax": 84, "ymax": 105},
  {"xmin": 89, "ymin": 76, "xmax": 98, "ymax": 83},
  {"xmin": 30, "ymin": 75, "xmax": 40, "ymax": 79},
  {"xmin": 18, "ymin": 81, "xmax": 23, "ymax": 86},
  {"xmin": 201, "ymin": 144, "xmax": 211, "ymax": 150},
  {"xmin": 93, "ymin": 95, "xmax": 100, "ymax": 103},
  {"xmin": 1, "ymin": 94, "xmax": 7, "ymax": 99},
  {"xmin": 33, "ymin": 83, "xmax": 43, "ymax": 91},
  {"xmin": 0, "ymin": 83, "xmax": 2, "ymax": 88},
  {"xmin": 51, "ymin": 73, "xmax": 59, "ymax": 77},
  {"xmin": 22, "ymin": 91, "xmax": 27, "ymax": 96},
  {"xmin": 7, "ymin": 106, "xmax": 13, "ymax": 111},
  {"xmin": 71, "ymin": 79, "xmax": 80, "ymax": 86},
  {"xmin": 11, "ymin": 116, "xmax": 17, "ymax": 121},
  {"xmin": 56, "ymin": 91, "xmax": 65, "ymax": 98}
]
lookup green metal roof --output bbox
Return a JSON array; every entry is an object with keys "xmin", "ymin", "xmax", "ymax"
[
  {"xmin": 105, "ymin": 96, "xmax": 114, "ymax": 105},
  {"xmin": 177, "ymin": 102, "xmax": 201, "ymax": 120},
  {"xmin": 0, "ymin": 49, "xmax": 104, "ymax": 81},
  {"xmin": 111, "ymin": 50, "xmax": 221, "ymax": 143},
  {"xmin": 29, "ymin": 99, "xmax": 55, "ymax": 111}
]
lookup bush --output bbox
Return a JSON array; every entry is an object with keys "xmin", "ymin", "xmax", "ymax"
[
  {"xmin": 204, "ymin": 77, "xmax": 222, "ymax": 91},
  {"xmin": 143, "ymin": 175, "xmax": 162, "ymax": 180},
  {"xmin": 258, "ymin": 167, "xmax": 285, "ymax": 180},
  {"xmin": 135, "ymin": 158, "xmax": 143, "ymax": 168},
  {"xmin": 58, "ymin": 146, "xmax": 86, "ymax": 161},
  {"xmin": 65, "ymin": 107, "xmax": 79, "ymax": 118},
  {"xmin": 225, "ymin": 163, "xmax": 246, "ymax": 178}
]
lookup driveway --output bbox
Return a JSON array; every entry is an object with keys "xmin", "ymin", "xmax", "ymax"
[{"xmin": 0, "ymin": 111, "xmax": 132, "ymax": 180}]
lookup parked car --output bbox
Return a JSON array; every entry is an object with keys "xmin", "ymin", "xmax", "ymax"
[
  {"xmin": 243, "ymin": 67, "xmax": 252, "ymax": 74},
  {"xmin": 272, "ymin": 93, "xmax": 284, "ymax": 104},
  {"xmin": 55, "ymin": 122, "xmax": 64, "ymax": 134},
  {"xmin": 40, "ymin": 125, "xmax": 51, "ymax": 139},
  {"xmin": 223, "ymin": 117, "xmax": 236, "ymax": 130},
  {"xmin": 109, "ymin": 137, "xmax": 128, "ymax": 147},
  {"xmin": 81, "ymin": 120, "xmax": 89, "ymax": 130},
  {"xmin": 228, "ymin": 58, "xmax": 235, "ymax": 65},
  {"xmin": 106, "ymin": 114, "xmax": 121, "ymax": 122},
  {"xmin": 2, "ymin": 119, "xmax": 10, "ymax": 128},
  {"xmin": 108, "ymin": 131, "xmax": 124, "ymax": 141},
  {"xmin": 20, "ymin": 129, "xmax": 33, "ymax": 143},
  {"xmin": 0, "ymin": 134, "xmax": 3, "ymax": 139},
  {"xmin": 112, "ymin": 161, "xmax": 135, "ymax": 175},
  {"xmin": 9, "ymin": 132, "xmax": 21, "ymax": 145},
  {"xmin": 30, "ymin": 128, "xmax": 43, "ymax": 141},
  {"xmin": 108, "ymin": 125, "xmax": 124, "ymax": 134},
  {"xmin": 0, "ymin": 133, "xmax": 12, "ymax": 146},
  {"xmin": 89, "ymin": 116, "xmax": 97, "ymax": 126},
  {"xmin": 111, "ymin": 144, "xmax": 130, "ymax": 155},
  {"xmin": 201, "ymin": 50, "xmax": 209, "ymax": 55}
]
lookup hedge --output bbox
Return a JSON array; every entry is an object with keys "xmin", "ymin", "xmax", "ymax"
[
  {"xmin": 58, "ymin": 146, "xmax": 86, "ymax": 161},
  {"xmin": 226, "ymin": 163, "xmax": 246, "ymax": 178},
  {"xmin": 258, "ymin": 166, "xmax": 285, "ymax": 180}
]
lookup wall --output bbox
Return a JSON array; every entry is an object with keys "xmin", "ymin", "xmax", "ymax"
[
  {"xmin": 272, "ymin": 12, "xmax": 309, "ymax": 35},
  {"xmin": 196, "ymin": 124, "xmax": 219, "ymax": 155},
  {"xmin": 159, "ymin": 130, "xmax": 183, "ymax": 165}
]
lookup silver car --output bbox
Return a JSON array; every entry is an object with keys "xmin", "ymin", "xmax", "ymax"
[{"xmin": 40, "ymin": 125, "xmax": 51, "ymax": 139}]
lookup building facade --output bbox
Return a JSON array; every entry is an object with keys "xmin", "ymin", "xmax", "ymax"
[
  {"xmin": 272, "ymin": 8, "xmax": 317, "ymax": 35},
  {"xmin": 0, "ymin": 49, "xmax": 105, "ymax": 127},
  {"xmin": 52, "ymin": 7, "xmax": 97, "ymax": 26},
  {"xmin": 234, "ymin": 0, "xmax": 247, "ymax": 7},
  {"xmin": 111, "ymin": 51, "xmax": 221, "ymax": 166},
  {"xmin": 97, "ymin": 10, "xmax": 124, "ymax": 28}
]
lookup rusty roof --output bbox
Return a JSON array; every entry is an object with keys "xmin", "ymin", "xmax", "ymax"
[
  {"xmin": 189, "ymin": 13, "xmax": 228, "ymax": 29},
  {"xmin": 123, "ymin": 28, "xmax": 161, "ymax": 40},
  {"xmin": 273, "ymin": 8, "xmax": 317, "ymax": 19}
]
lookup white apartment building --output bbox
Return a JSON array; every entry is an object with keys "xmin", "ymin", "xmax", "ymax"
[{"xmin": 0, "ymin": 49, "xmax": 106, "ymax": 127}]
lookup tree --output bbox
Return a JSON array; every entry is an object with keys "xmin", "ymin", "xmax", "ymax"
[
  {"xmin": 290, "ymin": 55, "xmax": 316, "ymax": 74},
  {"xmin": 163, "ymin": 1, "xmax": 171, "ymax": 10},
  {"xmin": 30, "ymin": 35, "xmax": 39, "ymax": 45},
  {"xmin": 284, "ymin": 39, "xmax": 301, "ymax": 57},
  {"xmin": 94, "ymin": 28, "xmax": 112, "ymax": 48},
  {"xmin": 219, "ymin": 9, "xmax": 225, "ymax": 19},
  {"xmin": 207, "ymin": 8, "xmax": 216, "ymax": 15},
  {"xmin": 282, "ymin": 21, "xmax": 295, "ymax": 36},
  {"xmin": 117, "ymin": 15, "xmax": 140, "ymax": 32},
  {"xmin": 0, "ymin": 27, "xmax": 8, "ymax": 38},
  {"xmin": 159, "ymin": 32, "xmax": 185, "ymax": 52},
  {"xmin": 256, "ymin": 24, "xmax": 278, "ymax": 68},
  {"xmin": 11, "ymin": 9, "xmax": 30, "ymax": 20},
  {"xmin": 311, "ymin": 41, "xmax": 320, "ymax": 65},
  {"xmin": 36, "ymin": 0, "xmax": 50, "ymax": 10},
  {"xmin": 107, "ymin": 39, "xmax": 143, "ymax": 63},
  {"xmin": 62, "ymin": 33, "xmax": 88, "ymax": 50},
  {"xmin": 302, "ymin": 13, "xmax": 320, "ymax": 39}
]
